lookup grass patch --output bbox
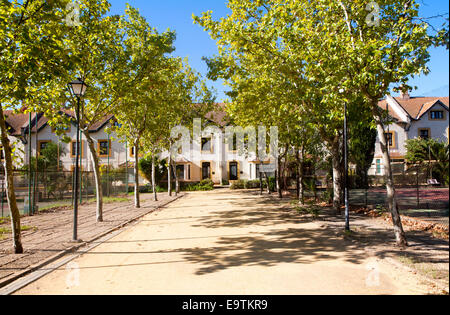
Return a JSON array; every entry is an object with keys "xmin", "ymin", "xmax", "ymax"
[
  {"xmin": 0, "ymin": 225, "xmax": 37, "ymax": 240},
  {"xmin": 397, "ymin": 254, "xmax": 449, "ymax": 283},
  {"xmin": 0, "ymin": 217, "xmax": 10, "ymax": 225},
  {"xmin": 39, "ymin": 203, "xmax": 71, "ymax": 212},
  {"xmin": 343, "ymin": 229, "xmax": 354, "ymax": 237},
  {"xmin": 88, "ymin": 197, "xmax": 129, "ymax": 204}
]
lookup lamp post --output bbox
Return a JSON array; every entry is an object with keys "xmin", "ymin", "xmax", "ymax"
[
  {"xmin": 340, "ymin": 88, "xmax": 350, "ymax": 232},
  {"xmin": 28, "ymin": 112, "xmax": 32, "ymax": 215},
  {"xmin": 68, "ymin": 78, "xmax": 88, "ymax": 241}
]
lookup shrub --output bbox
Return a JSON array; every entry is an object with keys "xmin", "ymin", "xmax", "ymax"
[
  {"xmin": 180, "ymin": 180, "xmax": 214, "ymax": 191},
  {"xmin": 230, "ymin": 180, "xmax": 246, "ymax": 190},
  {"xmin": 197, "ymin": 179, "xmax": 214, "ymax": 191},
  {"xmin": 230, "ymin": 179, "xmax": 264, "ymax": 190},
  {"xmin": 267, "ymin": 176, "xmax": 276, "ymax": 192},
  {"xmin": 138, "ymin": 155, "xmax": 166, "ymax": 185},
  {"xmin": 320, "ymin": 188, "xmax": 333, "ymax": 204},
  {"xmin": 246, "ymin": 180, "xmax": 261, "ymax": 189},
  {"xmin": 199, "ymin": 179, "xmax": 214, "ymax": 186}
]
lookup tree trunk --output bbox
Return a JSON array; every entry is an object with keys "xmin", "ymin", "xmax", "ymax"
[
  {"xmin": 0, "ymin": 106, "xmax": 23, "ymax": 254},
  {"xmin": 134, "ymin": 143, "xmax": 140, "ymax": 209},
  {"xmin": 276, "ymin": 158, "xmax": 282, "ymax": 198},
  {"xmin": 297, "ymin": 147, "xmax": 305, "ymax": 205},
  {"xmin": 84, "ymin": 133, "xmax": 103, "ymax": 222},
  {"xmin": 152, "ymin": 154, "xmax": 157, "ymax": 201},
  {"xmin": 264, "ymin": 172, "xmax": 270, "ymax": 194},
  {"xmin": 259, "ymin": 169, "xmax": 263, "ymax": 195},
  {"xmin": 331, "ymin": 136, "xmax": 343, "ymax": 214},
  {"xmin": 374, "ymin": 110, "xmax": 408, "ymax": 247},
  {"xmin": 171, "ymin": 160, "xmax": 179, "ymax": 196},
  {"xmin": 167, "ymin": 155, "xmax": 172, "ymax": 196},
  {"xmin": 33, "ymin": 113, "xmax": 38, "ymax": 215}
]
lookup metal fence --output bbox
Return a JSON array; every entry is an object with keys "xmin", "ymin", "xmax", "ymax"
[
  {"xmin": 1, "ymin": 170, "xmax": 132, "ymax": 217},
  {"xmin": 289, "ymin": 166, "xmax": 449, "ymax": 228}
]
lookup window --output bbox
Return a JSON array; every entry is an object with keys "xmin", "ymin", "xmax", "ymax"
[
  {"xmin": 176, "ymin": 165, "xmax": 185, "ymax": 180},
  {"xmin": 376, "ymin": 159, "xmax": 382, "ymax": 175},
  {"xmin": 51, "ymin": 125, "xmax": 71, "ymax": 133},
  {"xmin": 430, "ymin": 110, "xmax": 445, "ymax": 120},
  {"xmin": 130, "ymin": 146, "xmax": 134, "ymax": 158},
  {"xmin": 71, "ymin": 141, "xmax": 84, "ymax": 158},
  {"xmin": 229, "ymin": 134, "xmax": 237, "ymax": 151},
  {"xmin": 98, "ymin": 140, "xmax": 111, "ymax": 157},
  {"xmin": 38, "ymin": 141, "xmax": 51, "ymax": 156},
  {"xmin": 0, "ymin": 146, "xmax": 4, "ymax": 160},
  {"xmin": 201, "ymin": 137, "xmax": 212, "ymax": 152},
  {"xmin": 384, "ymin": 132, "xmax": 395, "ymax": 148},
  {"xmin": 418, "ymin": 128, "xmax": 430, "ymax": 139},
  {"xmin": 186, "ymin": 164, "xmax": 191, "ymax": 180}
]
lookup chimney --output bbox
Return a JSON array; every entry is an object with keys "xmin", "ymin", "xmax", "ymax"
[{"xmin": 399, "ymin": 86, "xmax": 410, "ymax": 101}]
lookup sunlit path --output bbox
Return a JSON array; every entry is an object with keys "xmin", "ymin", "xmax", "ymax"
[{"xmin": 14, "ymin": 190, "xmax": 434, "ymax": 295}]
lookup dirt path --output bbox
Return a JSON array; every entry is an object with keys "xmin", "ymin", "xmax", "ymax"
[
  {"xmin": 0, "ymin": 193, "xmax": 179, "ymax": 283},
  {"xmin": 14, "ymin": 189, "xmax": 443, "ymax": 295}
]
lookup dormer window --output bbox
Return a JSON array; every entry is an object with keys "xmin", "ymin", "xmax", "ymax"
[{"xmin": 430, "ymin": 110, "xmax": 445, "ymax": 120}]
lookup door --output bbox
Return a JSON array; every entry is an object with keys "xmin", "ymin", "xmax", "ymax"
[
  {"xmin": 229, "ymin": 162, "xmax": 239, "ymax": 181},
  {"xmin": 202, "ymin": 162, "xmax": 211, "ymax": 180}
]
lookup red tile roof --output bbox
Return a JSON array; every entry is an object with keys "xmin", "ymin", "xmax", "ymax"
[{"xmin": 379, "ymin": 96, "xmax": 449, "ymax": 121}]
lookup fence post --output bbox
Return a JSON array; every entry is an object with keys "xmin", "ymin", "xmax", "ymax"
[
  {"xmin": 416, "ymin": 167, "xmax": 420, "ymax": 208},
  {"xmin": 1, "ymin": 179, "xmax": 4, "ymax": 218},
  {"xmin": 365, "ymin": 172, "xmax": 368, "ymax": 208},
  {"xmin": 31, "ymin": 171, "xmax": 36, "ymax": 215}
]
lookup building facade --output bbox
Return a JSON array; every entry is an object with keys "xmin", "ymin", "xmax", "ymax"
[
  {"xmin": 370, "ymin": 91, "xmax": 449, "ymax": 176},
  {"xmin": 3, "ymin": 109, "xmax": 274, "ymax": 185}
]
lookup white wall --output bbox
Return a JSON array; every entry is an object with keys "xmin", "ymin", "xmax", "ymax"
[
  {"xmin": 22, "ymin": 122, "xmax": 136, "ymax": 171},
  {"xmin": 407, "ymin": 104, "xmax": 449, "ymax": 143}
]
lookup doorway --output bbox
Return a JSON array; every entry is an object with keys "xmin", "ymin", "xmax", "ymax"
[
  {"xmin": 229, "ymin": 162, "xmax": 239, "ymax": 181},
  {"xmin": 202, "ymin": 162, "xmax": 211, "ymax": 180}
]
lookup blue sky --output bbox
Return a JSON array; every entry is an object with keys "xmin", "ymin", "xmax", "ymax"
[{"xmin": 109, "ymin": 0, "xmax": 449, "ymax": 101}]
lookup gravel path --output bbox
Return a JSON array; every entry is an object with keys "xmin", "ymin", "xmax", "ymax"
[
  {"xmin": 0, "ymin": 193, "xmax": 181, "ymax": 283},
  {"xmin": 13, "ymin": 189, "xmax": 446, "ymax": 295}
]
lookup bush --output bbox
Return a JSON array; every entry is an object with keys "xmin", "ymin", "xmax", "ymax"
[
  {"xmin": 199, "ymin": 179, "xmax": 214, "ymax": 186},
  {"xmin": 320, "ymin": 188, "xmax": 333, "ymax": 204},
  {"xmin": 230, "ymin": 179, "xmax": 262, "ymax": 190},
  {"xmin": 138, "ymin": 155, "xmax": 166, "ymax": 185},
  {"xmin": 246, "ymin": 180, "xmax": 261, "ymax": 189},
  {"xmin": 180, "ymin": 180, "xmax": 214, "ymax": 192},
  {"xmin": 230, "ymin": 180, "xmax": 246, "ymax": 190},
  {"xmin": 196, "ymin": 179, "xmax": 214, "ymax": 191},
  {"xmin": 267, "ymin": 176, "xmax": 276, "ymax": 192}
]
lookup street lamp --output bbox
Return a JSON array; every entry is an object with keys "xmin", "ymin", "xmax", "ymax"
[
  {"xmin": 339, "ymin": 88, "xmax": 350, "ymax": 232},
  {"xmin": 68, "ymin": 78, "xmax": 88, "ymax": 241}
]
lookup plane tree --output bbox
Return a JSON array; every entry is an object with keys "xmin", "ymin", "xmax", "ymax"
[
  {"xmin": 193, "ymin": 0, "xmax": 358, "ymax": 209},
  {"xmin": 113, "ymin": 5, "xmax": 175, "ymax": 208},
  {"xmin": 288, "ymin": 0, "xmax": 436, "ymax": 246},
  {"xmin": 194, "ymin": 0, "xmax": 441, "ymax": 246},
  {"xmin": 0, "ymin": 0, "xmax": 71, "ymax": 253}
]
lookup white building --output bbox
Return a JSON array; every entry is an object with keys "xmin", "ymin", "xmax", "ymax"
[
  {"xmin": 2, "ymin": 107, "xmax": 274, "ymax": 185},
  {"xmin": 3, "ymin": 111, "xmax": 135, "ymax": 173},
  {"xmin": 370, "ymin": 91, "xmax": 449, "ymax": 176}
]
